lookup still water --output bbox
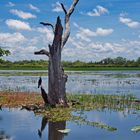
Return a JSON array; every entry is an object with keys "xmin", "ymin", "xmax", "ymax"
[
  {"xmin": 0, "ymin": 108, "xmax": 140, "ymax": 140},
  {"xmin": 0, "ymin": 70, "xmax": 140, "ymax": 97},
  {"xmin": 0, "ymin": 70, "xmax": 140, "ymax": 140}
]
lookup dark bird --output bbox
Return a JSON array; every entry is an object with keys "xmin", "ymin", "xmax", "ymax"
[{"xmin": 38, "ymin": 77, "xmax": 42, "ymax": 88}]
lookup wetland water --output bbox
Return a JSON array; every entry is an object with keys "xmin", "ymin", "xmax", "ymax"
[
  {"xmin": 0, "ymin": 70, "xmax": 140, "ymax": 140},
  {"xmin": 0, "ymin": 70, "xmax": 140, "ymax": 97},
  {"xmin": 0, "ymin": 108, "xmax": 140, "ymax": 140}
]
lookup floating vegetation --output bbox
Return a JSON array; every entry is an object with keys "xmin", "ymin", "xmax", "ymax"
[
  {"xmin": 131, "ymin": 125, "xmax": 140, "ymax": 132},
  {"xmin": 58, "ymin": 129, "xmax": 71, "ymax": 133},
  {"xmin": 72, "ymin": 116, "xmax": 117, "ymax": 131}
]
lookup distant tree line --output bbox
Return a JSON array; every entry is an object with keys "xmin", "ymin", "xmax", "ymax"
[{"xmin": 1, "ymin": 56, "xmax": 140, "ymax": 68}]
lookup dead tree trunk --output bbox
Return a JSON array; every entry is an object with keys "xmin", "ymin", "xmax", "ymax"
[
  {"xmin": 48, "ymin": 17, "xmax": 68, "ymax": 106},
  {"xmin": 35, "ymin": 0, "xmax": 79, "ymax": 106}
]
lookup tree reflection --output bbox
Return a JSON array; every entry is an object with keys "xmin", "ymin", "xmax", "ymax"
[
  {"xmin": 38, "ymin": 116, "xmax": 66, "ymax": 140},
  {"xmin": 48, "ymin": 121, "xmax": 66, "ymax": 140}
]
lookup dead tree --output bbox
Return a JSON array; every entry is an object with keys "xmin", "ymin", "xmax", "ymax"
[{"xmin": 35, "ymin": 0, "xmax": 79, "ymax": 106}]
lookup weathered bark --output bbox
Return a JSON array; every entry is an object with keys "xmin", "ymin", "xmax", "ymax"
[
  {"xmin": 34, "ymin": 0, "xmax": 79, "ymax": 106},
  {"xmin": 48, "ymin": 17, "xmax": 68, "ymax": 106}
]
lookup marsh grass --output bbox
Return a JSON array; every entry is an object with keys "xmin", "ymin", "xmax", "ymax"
[{"xmin": 0, "ymin": 72, "xmax": 48, "ymax": 76}]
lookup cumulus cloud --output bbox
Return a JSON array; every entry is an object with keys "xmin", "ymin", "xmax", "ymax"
[
  {"xmin": 52, "ymin": 1, "xmax": 63, "ymax": 12},
  {"xmin": 7, "ymin": 2, "xmax": 15, "ymax": 7},
  {"xmin": 0, "ymin": 32, "xmax": 26, "ymax": 45},
  {"xmin": 119, "ymin": 16, "xmax": 140, "ymax": 28},
  {"xmin": 29, "ymin": 4, "xmax": 40, "ymax": 12},
  {"xmin": 36, "ymin": 27, "xmax": 54, "ymax": 43},
  {"xmin": 63, "ymin": 35, "xmax": 140, "ymax": 62},
  {"xmin": 0, "ymin": 31, "xmax": 42, "ymax": 61},
  {"xmin": 6, "ymin": 19, "xmax": 31, "ymax": 30},
  {"xmin": 10, "ymin": 9, "xmax": 36, "ymax": 19},
  {"xmin": 82, "ymin": 5, "xmax": 109, "ymax": 17},
  {"xmin": 73, "ymin": 22, "xmax": 113, "ymax": 42},
  {"xmin": 95, "ymin": 28, "xmax": 114, "ymax": 36}
]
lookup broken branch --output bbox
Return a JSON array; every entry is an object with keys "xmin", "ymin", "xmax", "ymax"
[
  {"xmin": 61, "ymin": 0, "xmax": 79, "ymax": 49},
  {"xmin": 61, "ymin": 3, "xmax": 67, "ymax": 15},
  {"xmin": 34, "ymin": 49, "xmax": 50, "ymax": 57},
  {"xmin": 40, "ymin": 22, "xmax": 55, "ymax": 33}
]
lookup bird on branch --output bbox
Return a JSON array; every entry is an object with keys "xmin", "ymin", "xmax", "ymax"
[{"xmin": 38, "ymin": 77, "xmax": 49, "ymax": 104}]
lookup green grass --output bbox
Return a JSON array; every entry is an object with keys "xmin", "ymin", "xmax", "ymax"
[
  {"xmin": 1, "ymin": 65, "xmax": 140, "ymax": 71},
  {"xmin": 0, "ymin": 71, "xmax": 48, "ymax": 76}
]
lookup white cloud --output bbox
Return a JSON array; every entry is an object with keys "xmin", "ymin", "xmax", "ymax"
[
  {"xmin": 73, "ymin": 23, "xmax": 113, "ymax": 42},
  {"xmin": 119, "ymin": 16, "xmax": 140, "ymax": 28},
  {"xmin": 0, "ymin": 32, "xmax": 26, "ymax": 44},
  {"xmin": 36, "ymin": 27, "xmax": 54, "ymax": 43},
  {"xmin": 7, "ymin": 2, "xmax": 15, "ymax": 7},
  {"xmin": 6, "ymin": 19, "xmax": 31, "ymax": 30},
  {"xmin": 95, "ymin": 28, "xmax": 114, "ymax": 36},
  {"xmin": 0, "ymin": 31, "xmax": 43, "ymax": 61},
  {"xmin": 63, "ymin": 36, "xmax": 140, "ymax": 62},
  {"xmin": 83, "ymin": 5, "xmax": 109, "ymax": 17},
  {"xmin": 29, "ymin": 4, "xmax": 40, "ymax": 12},
  {"xmin": 52, "ymin": 1, "xmax": 63, "ymax": 12},
  {"xmin": 10, "ymin": 9, "xmax": 36, "ymax": 19}
]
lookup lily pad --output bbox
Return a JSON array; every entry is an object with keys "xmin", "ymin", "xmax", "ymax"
[
  {"xmin": 58, "ymin": 129, "xmax": 71, "ymax": 134},
  {"xmin": 131, "ymin": 125, "xmax": 140, "ymax": 132}
]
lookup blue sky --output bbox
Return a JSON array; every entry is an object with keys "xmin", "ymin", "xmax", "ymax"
[{"xmin": 0, "ymin": 0, "xmax": 140, "ymax": 62}]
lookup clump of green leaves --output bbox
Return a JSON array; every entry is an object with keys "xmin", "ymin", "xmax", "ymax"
[{"xmin": 0, "ymin": 47, "xmax": 10, "ymax": 57}]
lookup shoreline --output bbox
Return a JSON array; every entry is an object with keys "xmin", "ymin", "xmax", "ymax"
[{"xmin": 1, "ymin": 66, "xmax": 140, "ymax": 71}]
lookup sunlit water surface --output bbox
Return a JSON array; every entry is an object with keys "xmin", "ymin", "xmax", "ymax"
[
  {"xmin": 0, "ymin": 70, "xmax": 140, "ymax": 97},
  {"xmin": 0, "ymin": 108, "xmax": 140, "ymax": 140}
]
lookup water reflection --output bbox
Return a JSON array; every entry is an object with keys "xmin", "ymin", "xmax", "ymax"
[
  {"xmin": 38, "ymin": 116, "xmax": 66, "ymax": 140},
  {"xmin": 0, "ymin": 108, "xmax": 140, "ymax": 140},
  {"xmin": 0, "ymin": 115, "xmax": 12, "ymax": 140},
  {"xmin": 0, "ymin": 130, "xmax": 12, "ymax": 140},
  {"xmin": 48, "ymin": 121, "xmax": 66, "ymax": 140},
  {"xmin": 38, "ymin": 117, "xmax": 48, "ymax": 138}
]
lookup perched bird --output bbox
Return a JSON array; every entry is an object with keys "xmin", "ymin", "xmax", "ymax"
[
  {"xmin": 38, "ymin": 77, "xmax": 49, "ymax": 104},
  {"xmin": 38, "ymin": 77, "xmax": 42, "ymax": 88}
]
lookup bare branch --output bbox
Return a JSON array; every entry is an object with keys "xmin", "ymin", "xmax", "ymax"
[
  {"xmin": 61, "ymin": 0, "xmax": 79, "ymax": 49},
  {"xmin": 34, "ymin": 49, "xmax": 50, "ymax": 57},
  {"xmin": 61, "ymin": 3, "xmax": 67, "ymax": 15},
  {"xmin": 67, "ymin": 0, "xmax": 79, "ymax": 16},
  {"xmin": 40, "ymin": 22, "xmax": 55, "ymax": 33}
]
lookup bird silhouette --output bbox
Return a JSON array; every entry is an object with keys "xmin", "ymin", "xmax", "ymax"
[
  {"xmin": 38, "ymin": 77, "xmax": 42, "ymax": 88},
  {"xmin": 38, "ymin": 77, "xmax": 49, "ymax": 104}
]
